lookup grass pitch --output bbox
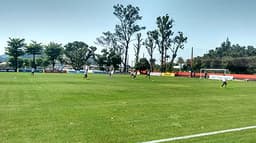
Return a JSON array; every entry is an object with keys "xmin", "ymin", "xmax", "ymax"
[{"xmin": 0, "ymin": 73, "xmax": 256, "ymax": 143}]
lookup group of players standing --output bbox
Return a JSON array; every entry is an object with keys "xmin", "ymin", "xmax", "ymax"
[{"xmin": 83, "ymin": 65, "xmax": 151, "ymax": 80}]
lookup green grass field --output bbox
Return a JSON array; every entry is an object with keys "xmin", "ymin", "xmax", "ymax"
[{"xmin": 1, "ymin": 72, "xmax": 256, "ymax": 143}]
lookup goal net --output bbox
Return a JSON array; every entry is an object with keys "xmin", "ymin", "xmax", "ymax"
[{"xmin": 199, "ymin": 68, "xmax": 229, "ymax": 79}]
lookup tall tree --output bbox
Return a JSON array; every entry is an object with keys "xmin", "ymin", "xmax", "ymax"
[
  {"xmin": 5, "ymin": 38, "xmax": 26, "ymax": 72},
  {"xmin": 133, "ymin": 33, "xmax": 142, "ymax": 65},
  {"xmin": 96, "ymin": 31, "xmax": 122, "ymax": 69},
  {"xmin": 155, "ymin": 14, "xmax": 174, "ymax": 72},
  {"xmin": 169, "ymin": 32, "xmax": 187, "ymax": 69},
  {"xmin": 144, "ymin": 30, "xmax": 158, "ymax": 71},
  {"xmin": 64, "ymin": 41, "xmax": 96, "ymax": 70},
  {"xmin": 96, "ymin": 31, "xmax": 122, "ymax": 54},
  {"xmin": 45, "ymin": 42, "xmax": 63, "ymax": 71},
  {"xmin": 25, "ymin": 41, "xmax": 43, "ymax": 69},
  {"xmin": 113, "ymin": 4, "xmax": 145, "ymax": 72}
]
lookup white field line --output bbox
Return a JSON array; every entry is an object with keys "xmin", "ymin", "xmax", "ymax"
[{"xmin": 141, "ymin": 125, "xmax": 256, "ymax": 143}]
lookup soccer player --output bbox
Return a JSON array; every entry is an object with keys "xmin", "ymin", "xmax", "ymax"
[
  {"xmin": 130, "ymin": 70, "xmax": 137, "ymax": 79},
  {"xmin": 84, "ymin": 65, "xmax": 88, "ymax": 79},
  {"xmin": 108, "ymin": 66, "xmax": 114, "ymax": 78},
  {"xmin": 145, "ymin": 69, "xmax": 151, "ymax": 79},
  {"xmin": 221, "ymin": 78, "xmax": 227, "ymax": 88},
  {"xmin": 204, "ymin": 72, "xmax": 208, "ymax": 79},
  {"xmin": 31, "ymin": 67, "xmax": 35, "ymax": 76}
]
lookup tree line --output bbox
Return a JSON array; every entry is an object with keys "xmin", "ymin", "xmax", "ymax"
[
  {"xmin": 4, "ymin": 4, "xmax": 188, "ymax": 72},
  {"xmin": 192, "ymin": 38, "xmax": 256, "ymax": 74},
  {"xmin": 5, "ymin": 38, "xmax": 96, "ymax": 72}
]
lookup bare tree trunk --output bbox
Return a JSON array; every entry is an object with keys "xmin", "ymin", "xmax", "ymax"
[
  {"xmin": 169, "ymin": 46, "xmax": 179, "ymax": 70},
  {"xmin": 150, "ymin": 58, "xmax": 154, "ymax": 72},
  {"xmin": 164, "ymin": 47, "xmax": 167, "ymax": 72},
  {"xmin": 15, "ymin": 57, "xmax": 18, "ymax": 72},
  {"xmin": 160, "ymin": 41, "xmax": 164, "ymax": 73},
  {"xmin": 123, "ymin": 44, "xmax": 129, "ymax": 73},
  {"xmin": 52, "ymin": 61, "xmax": 55, "ymax": 72},
  {"xmin": 33, "ymin": 54, "xmax": 35, "ymax": 69}
]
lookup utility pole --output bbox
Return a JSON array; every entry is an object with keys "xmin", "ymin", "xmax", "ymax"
[
  {"xmin": 190, "ymin": 47, "xmax": 194, "ymax": 77},
  {"xmin": 191, "ymin": 47, "xmax": 193, "ymax": 69}
]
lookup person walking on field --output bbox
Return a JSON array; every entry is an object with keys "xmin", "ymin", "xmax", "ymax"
[
  {"xmin": 221, "ymin": 77, "xmax": 227, "ymax": 88},
  {"xmin": 31, "ymin": 67, "xmax": 35, "ymax": 76},
  {"xmin": 109, "ymin": 66, "xmax": 114, "ymax": 78},
  {"xmin": 110, "ymin": 69, "xmax": 114, "ymax": 77},
  {"xmin": 145, "ymin": 69, "xmax": 151, "ymax": 79},
  {"xmin": 204, "ymin": 72, "xmax": 208, "ymax": 79},
  {"xmin": 130, "ymin": 70, "xmax": 137, "ymax": 79},
  {"xmin": 84, "ymin": 65, "xmax": 89, "ymax": 79}
]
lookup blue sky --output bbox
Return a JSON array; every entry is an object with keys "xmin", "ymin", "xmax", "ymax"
[{"xmin": 1, "ymin": 0, "xmax": 256, "ymax": 64}]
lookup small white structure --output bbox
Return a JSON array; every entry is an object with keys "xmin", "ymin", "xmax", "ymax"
[
  {"xmin": 209, "ymin": 75, "xmax": 233, "ymax": 80},
  {"xmin": 199, "ymin": 68, "xmax": 233, "ymax": 80}
]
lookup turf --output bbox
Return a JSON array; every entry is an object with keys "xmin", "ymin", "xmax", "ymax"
[{"xmin": 0, "ymin": 72, "xmax": 256, "ymax": 143}]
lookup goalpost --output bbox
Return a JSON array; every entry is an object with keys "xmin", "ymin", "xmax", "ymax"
[{"xmin": 199, "ymin": 68, "xmax": 229, "ymax": 79}]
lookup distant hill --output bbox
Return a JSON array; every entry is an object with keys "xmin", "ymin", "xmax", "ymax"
[
  {"xmin": 0, "ymin": 55, "xmax": 8, "ymax": 62},
  {"xmin": 0, "ymin": 54, "xmax": 36, "ymax": 63}
]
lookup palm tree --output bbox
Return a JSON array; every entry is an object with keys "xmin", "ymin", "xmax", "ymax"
[
  {"xmin": 25, "ymin": 41, "xmax": 43, "ymax": 69},
  {"xmin": 45, "ymin": 42, "xmax": 63, "ymax": 71},
  {"xmin": 5, "ymin": 38, "xmax": 26, "ymax": 72}
]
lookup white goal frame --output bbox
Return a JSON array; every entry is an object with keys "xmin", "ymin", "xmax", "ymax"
[{"xmin": 199, "ymin": 68, "xmax": 229, "ymax": 79}]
